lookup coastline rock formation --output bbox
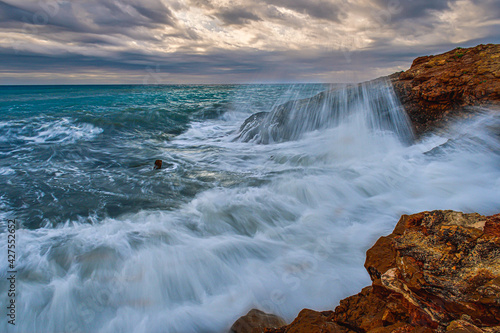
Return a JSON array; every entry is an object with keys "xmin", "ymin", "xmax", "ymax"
[
  {"xmin": 391, "ymin": 44, "xmax": 500, "ymax": 135},
  {"xmin": 234, "ymin": 78, "xmax": 412, "ymax": 144},
  {"xmin": 231, "ymin": 309, "xmax": 287, "ymax": 333},
  {"xmin": 263, "ymin": 211, "xmax": 500, "ymax": 333},
  {"xmin": 236, "ymin": 44, "xmax": 500, "ymax": 141},
  {"xmin": 231, "ymin": 45, "xmax": 500, "ymax": 332}
]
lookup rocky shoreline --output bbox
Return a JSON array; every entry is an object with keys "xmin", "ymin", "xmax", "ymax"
[
  {"xmin": 390, "ymin": 44, "xmax": 500, "ymax": 136},
  {"xmin": 266, "ymin": 211, "xmax": 500, "ymax": 333},
  {"xmin": 231, "ymin": 44, "xmax": 500, "ymax": 333},
  {"xmin": 236, "ymin": 44, "xmax": 499, "ymax": 143},
  {"xmin": 232, "ymin": 211, "xmax": 500, "ymax": 333}
]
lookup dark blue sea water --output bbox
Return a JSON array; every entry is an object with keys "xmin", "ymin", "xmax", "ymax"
[
  {"xmin": 0, "ymin": 84, "xmax": 327, "ymax": 228},
  {"xmin": 0, "ymin": 84, "xmax": 499, "ymax": 333}
]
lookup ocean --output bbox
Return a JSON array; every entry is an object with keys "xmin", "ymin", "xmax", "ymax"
[{"xmin": 1, "ymin": 83, "xmax": 499, "ymax": 332}]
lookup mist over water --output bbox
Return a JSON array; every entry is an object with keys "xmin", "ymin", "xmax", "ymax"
[
  {"xmin": 0, "ymin": 84, "xmax": 499, "ymax": 333},
  {"xmin": 236, "ymin": 79, "xmax": 414, "ymax": 144}
]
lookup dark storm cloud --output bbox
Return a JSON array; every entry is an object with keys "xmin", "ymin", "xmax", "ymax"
[
  {"xmin": 371, "ymin": 0, "xmax": 453, "ymax": 21},
  {"xmin": 2, "ymin": 33, "xmax": 500, "ymax": 84},
  {"xmin": 471, "ymin": 0, "xmax": 500, "ymax": 17},
  {"xmin": 1, "ymin": 0, "xmax": 499, "ymax": 84},
  {"xmin": 192, "ymin": 0, "xmax": 341, "ymax": 23},
  {"xmin": 0, "ymin": 41, "xmax": 415, "ymax": 79},
  {"xmin": 85, "ymin": 0, "xmax": 177, "ymax": 28},
  {"xmin": 0, "ymin": 1, "xmax": 92, "ymax": 38},
  {"xmin": 215, "ymin": 8, "xmax": 262, "ymax": 25},
  {"xmin": 0, "ymin": 0, "xmax": 177, "ymax": 36},
  {"xmin": 66, "ymin": 35, "xmax": 121, "ymax": 46},
  {"xmin": 0, "ymin": 45, "xmax": 263, "ymax": 74},
  {"xmin": 0, "ymin": 1, "xmax": 32, "ymax": 23}
]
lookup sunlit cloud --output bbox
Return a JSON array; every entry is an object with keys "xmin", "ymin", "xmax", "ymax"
[{"xmin": 0, "ymin": 0, "xmax": 499, "ymax": 84}]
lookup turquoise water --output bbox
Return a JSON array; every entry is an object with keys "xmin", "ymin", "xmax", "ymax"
[
  {"xmin": 0, "ymin": 84, "xmax": 499, "ymax": 333},
  {"xmin": 0, "ymin": 84, "xmax": 327, "ymax": 228}
]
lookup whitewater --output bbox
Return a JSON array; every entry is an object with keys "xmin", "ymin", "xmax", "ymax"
[{"xmin": 0, "ymin": 82, "xmax": 499, "ymax": 333}]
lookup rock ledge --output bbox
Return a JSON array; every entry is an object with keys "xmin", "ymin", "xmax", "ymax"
[
  {"xmin": 391, "ymin": 44, "xmax": 500, "ymax": 135},
  {"xmin": 263, "ymin": 211, "xmax": 500, "ymax": 333}
]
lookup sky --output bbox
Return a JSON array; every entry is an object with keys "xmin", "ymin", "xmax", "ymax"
[{"xmin": 0, "ymin": 0, "xmax": 499, "ymax": 84}]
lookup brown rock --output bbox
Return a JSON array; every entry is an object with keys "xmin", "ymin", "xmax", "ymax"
[
  {"xmin": 266, "ymin": 309, "xmax": 346, "ymax": 333},
  {"xmin": 484, "ymin": 214, "xmax": 500, "ymax": 237},
  {"xmin": 390, "ymin": 44, "xmax": 500, "ymax": 136},
  {"xmin": 267, "ymin": 211, "xmax": 500, "ymax": 333},
  {"xmin": 231, "ymin": 309, "xmax": 287, "ymax": 333},
  {"xmin": 154, "ymin": 159, "xmax": 162, "ymax": 170},
  {"xmin": 446, "ymin": 320, "xmax": 484, "ymax": 333},
  {"xmin": 365, "ymin": 236, "xmax": 397, "ymax": 281}
]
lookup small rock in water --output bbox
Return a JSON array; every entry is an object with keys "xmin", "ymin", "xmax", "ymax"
[
  {"xmin": 153, "ymin": 160, "xmax": 162, "ymax": 170},
  {"xmin": 231, "ymin": 309, "xmax": 286, "ymax": 333}
]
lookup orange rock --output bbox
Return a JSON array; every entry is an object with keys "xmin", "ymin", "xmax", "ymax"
[
  {"xmin": 266, "ymin": 210, "xmax": 500, "ymax": 333},
  {"xmin": 153, "ymin": 159, "xmax": 162, "ymax": 170},
  {"xmin": 231, "ymin": 309, "xmax": 287, "ymax": 333},
  {"xmin": 445, "ymin": 320, "xmax": 483, "ymax": 333},
  {"xmin": 391, "ymin": 44, "xmax": 500, "ymax": 136},
  {"xmin": 484, "ymin": 214, "xmax": 500, "ymax": 237},
  {"xmin": 265, "ymin": 309, "xmax": 343, "ymax": 333}
]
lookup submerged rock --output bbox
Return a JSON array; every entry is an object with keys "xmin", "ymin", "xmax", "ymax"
[
  {"xmin": 231, "ymin": 309, "xmax": 287, "ymax": 333},
  {"xmin": 266, "ymin": 210, "xmax": 500, "ymax": 333},
  {"xmin": 235, "ymin": 79, "xmax": 413, "ymax": 144},
  {"xmin": 154, "ymin": 159, "xmax": 162, "ymax": 170}
]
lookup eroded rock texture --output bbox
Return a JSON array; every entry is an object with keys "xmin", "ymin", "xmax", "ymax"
[
  {"xmin": 236, "ymin": 44, "xmax": 500, "ymax": 141},
  {"xmin": 391, "ymin": 44, "xmax": 500, "ymax": 135},
  {"xmin": 231, "ymin": 309, "xmax": 287, "ymax": 333},
  {"xmin": 265, "ymin": 211, "xmax": 500, "ymax": 333}
]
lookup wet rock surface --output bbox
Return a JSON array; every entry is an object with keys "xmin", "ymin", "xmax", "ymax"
[
  {"xmin": 235, "ymin": 79, "xmax": 413, "ymax": 144},
  {"xmin": 264, "ymin": 211, "xmax": 500, "ymax": 333},
  {"xmin": 391, "ymin": 44, "xmax": 500, "ymax": 135},
  {"xmin": 231, "ymin": 309, "xmax": 287, "ymax": 333},
  {"xmin": 236, "ymin": 44, "xmax": 500, "ymax": 142},
  {"xmin": 154, "ymin": 159, "xmax": 162, "ymax": 169}
]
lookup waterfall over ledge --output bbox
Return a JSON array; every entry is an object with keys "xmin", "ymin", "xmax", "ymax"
[{"xmin": 235, "ymin": 78, "xmax": 414, "ymax": 144}]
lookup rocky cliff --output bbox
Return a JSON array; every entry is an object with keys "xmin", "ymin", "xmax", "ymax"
[
  {"xmin": 235, "ymin": 44, "xmax": 500, "ymax": 141},
  {"xmin": 391, "ymin": 44, "xmax": 500, "ymax": 135},
  {"xmin": 261, "ymin": 211, "xmax": 500, "ymax": 333},
  {"xmin": 231, "ymin": 45, "xmax": 500, "ymax": 333}
]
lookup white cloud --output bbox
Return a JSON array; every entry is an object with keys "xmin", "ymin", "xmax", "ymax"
[{"xmin": 0, "ymin": 0, "xmax": 498, "ymax": 83}]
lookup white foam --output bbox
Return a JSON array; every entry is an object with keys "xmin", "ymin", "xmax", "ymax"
[
  {"xmin": 1, "ymin": 102, "xmax": 499, "ymax": 333},
  {"xmin": 19, "ymin": 118, "xmax": 103, "ymax": 144}
]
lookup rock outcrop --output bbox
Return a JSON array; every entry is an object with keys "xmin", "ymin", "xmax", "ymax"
[
  {"xmin": 231, "ymin": 44, "xmax": 500, "ymax": 332},
  {"xmin": 154, "ymin": 159, "xmax": 162, "ymax": 169},
  {"xmin": 235, "ymin": 79, "xmax": 414, "ymax": 144},
  {"xmin": 231, "ymin": 309, "xmax": 287, "ymax": 333},
  {"xmin": 391, "ymin": 44, "xmax": 500, "ymax": 135},
  {"xmin": 235, "ymin": 44, "xmax": 500, "ymax": 141},
  {"xmin": 264, "ymin": 211, "xmax": 500, "ymax": 333}
]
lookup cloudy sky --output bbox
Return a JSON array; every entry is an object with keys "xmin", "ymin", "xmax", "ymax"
[{"xmin": 0, "ymin": 0, "xmax": 499, "ymax": 84}]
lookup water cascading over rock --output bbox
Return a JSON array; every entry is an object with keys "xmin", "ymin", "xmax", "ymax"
[{"xmin": 235, "ymin": 78, "xmax": 414, "ymax": 144}]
